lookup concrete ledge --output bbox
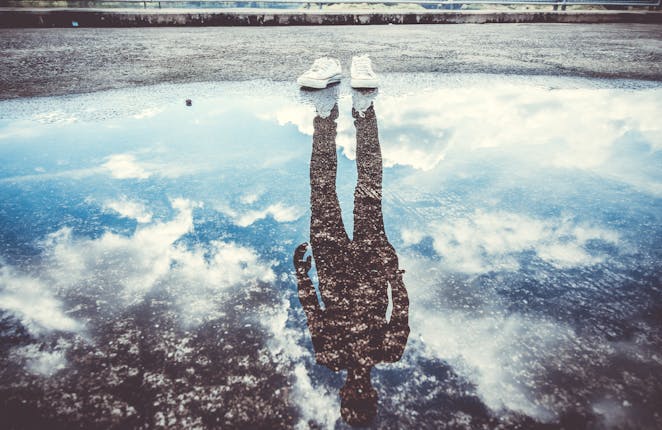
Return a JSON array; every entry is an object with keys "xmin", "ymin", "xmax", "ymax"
[{"xmin": 1, "ymin": 8, "xmax": 661, "ymax": 26}]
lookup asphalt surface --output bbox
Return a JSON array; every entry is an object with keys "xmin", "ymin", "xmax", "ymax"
[{"xmin": 1, "ymin": 23, "xmax": 662, "ymax": 99}]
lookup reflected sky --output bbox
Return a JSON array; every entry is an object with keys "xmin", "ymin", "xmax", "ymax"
[{"xmin": 1, "ymin": 74, "xmax": 661, "ymax": 429}]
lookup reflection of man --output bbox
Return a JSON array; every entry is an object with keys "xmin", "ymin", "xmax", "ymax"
[{"xmin": 294, "ymin": 89, "xmax": 410, "ymax": 426}]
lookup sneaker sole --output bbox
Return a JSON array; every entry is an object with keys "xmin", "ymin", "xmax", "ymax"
[
  {"xmin": 350, "ymin": 78, "xmax": 379, "ymax": 89},
  {"xmin": 298, "ymin": 74, "xmax": 342, "ymax": 89}
]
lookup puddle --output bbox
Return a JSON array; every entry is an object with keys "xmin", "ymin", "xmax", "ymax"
[{"xmin": 1, "ymin": 74, "xmax": 661, "ymax": 429}]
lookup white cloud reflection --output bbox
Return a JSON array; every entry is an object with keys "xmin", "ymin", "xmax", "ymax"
[
  {"xmin": 265, "ymin": 298, "xmax": 340, "ymax": 429},
  {"xmin": 416, "ymin": 306, "xmax": 566, "ymax": 421},
  {"xmin": 1, "ymin": 198, "xmax": 278, "ymax": 375},
  {"xmin": 403, "ymin": 210, "xmax": 619, "ymax": 274},
  {"xmin": 102, "ymin": 154, "xmax": 151, "ymax": 179},
  {"xmin": 235, "ymin": 203, "xmax": 302, "ymax": 227},
  {"xmin": 401, "ymin": 252, "xmax": 620, "ymax": 424},
  {"xmin": 104, "ymin": 198, "xmax": 153, "ymax": 223},
  {"xmin": 41, "ymin": 198, "xmax": 275, "ymax": 322},
  {"xmin": 270, "ymin": 80, "xmax": 662, "ymax": 194},
  {"xmin": 0, "ymin": 264, "xmax": 81, "ymax": 335},
  {"xmin": 215, "ymin": 200, "xmax": 303, "ymax": 228},
  {"xmin": 13, "ymin": 341, "xmax": 70, "ymax": 377}
]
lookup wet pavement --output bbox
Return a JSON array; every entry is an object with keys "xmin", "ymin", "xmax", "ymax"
[
  {"xmin": 1, "ymin": 74, "xmax": 662, "ymax": 429},
  {"xmin": 2, "ymin": 24, "xmax": 662, "ymax": 100}
]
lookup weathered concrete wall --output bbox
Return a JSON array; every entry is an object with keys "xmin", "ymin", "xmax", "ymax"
[{"xmin": 1, "ymin": 8, "xmax": 661, "ymax": 27}]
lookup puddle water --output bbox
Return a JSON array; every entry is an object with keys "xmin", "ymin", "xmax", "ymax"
[{"xmin": 1, "ymin": 74, "xmax": 661, "ymax": 429}]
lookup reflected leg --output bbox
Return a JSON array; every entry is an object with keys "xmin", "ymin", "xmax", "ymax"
[
  {"xmin": 352, "ymin": 104, "xmax": 386, "ymax": 245},
  {"xmin": 351, "ymin": 102, "xmax": 397, "ymax": 317},
  {"xmin": 310, "ymin": 105, "xmax": 350, "ymax": 303}
]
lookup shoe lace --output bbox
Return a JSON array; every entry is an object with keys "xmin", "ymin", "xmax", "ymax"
[
  {"xmin": 310, "ymin": 58, "xmax": 329, "ymax": 73},
  {"xmin": 353, "ymin": 57, "xmax": 372, "ymax": 74}
]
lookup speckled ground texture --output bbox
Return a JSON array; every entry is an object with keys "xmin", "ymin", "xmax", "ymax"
[{"xmin": 1, "ymin": 23, "xmax": 662, "ymax": 100}]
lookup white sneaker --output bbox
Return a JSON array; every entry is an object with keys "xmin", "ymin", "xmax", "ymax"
[
  {"xmin": 297, "ymin": 57, "xmax": 342, "ymax": 89},
  {"xmin": 350, "ymin": 55, "xmax": 379, "ymax": 89}
]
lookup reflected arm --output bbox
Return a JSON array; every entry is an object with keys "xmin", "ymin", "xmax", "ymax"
[
  {"xmin": 383, "ymin": 271, "xmax": 410, "ymax": 362},
  {"xmin": 293, "ymin": 243, "xmax": 323, "ymax": 334}
]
